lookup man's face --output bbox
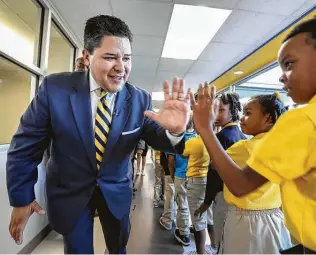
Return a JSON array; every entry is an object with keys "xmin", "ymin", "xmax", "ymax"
[
  {"xmin": 83, "ymin": 36, "xmax": 132, "ymax": 93},
  {"xmin": 278, "ymin": 33, "xmax": 316, "ymax": 104},
  {"xmin": 75, "ymin": 58, "xmax": 87, "ymax": 71}
]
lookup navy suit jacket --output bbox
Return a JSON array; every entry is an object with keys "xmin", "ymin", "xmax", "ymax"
[{"xmin": 6, "ymin": 71, "xmax": 184, "ymax": 235}]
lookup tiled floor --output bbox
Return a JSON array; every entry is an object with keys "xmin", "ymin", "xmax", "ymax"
[{"xmin": 31, "ymin": 159, "xmax": 186, "ymax": 254}]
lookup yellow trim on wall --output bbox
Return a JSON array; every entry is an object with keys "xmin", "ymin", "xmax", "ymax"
[{"xmin": 211, "ymin": 10, "xmax": 316, "ymax": 91}]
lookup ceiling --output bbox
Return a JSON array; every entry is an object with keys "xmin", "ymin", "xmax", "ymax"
[{"xmin": 48, "ymin": 0, "xmax": 316, "ymax": 96}]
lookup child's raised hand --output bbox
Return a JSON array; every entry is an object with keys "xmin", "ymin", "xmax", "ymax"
[{"xmin": 190, "ymin": 82, "xmax": 219, "ymax": 134}]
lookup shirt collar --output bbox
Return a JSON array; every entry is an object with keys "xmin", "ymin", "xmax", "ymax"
[
  {"xmin": 89, "ymin": 72, "xmax": 116, "ymax": 98},
  {"xmin": 89, "ymin": 72, "xmax": 100, "ymax": 92},
  {"xmin": 222, "ymin": 122, "xmax": 238, "ymax": 130},
  {"xmin": 252, "ymin": 132, "xmax": 267, "ymax": 140}
]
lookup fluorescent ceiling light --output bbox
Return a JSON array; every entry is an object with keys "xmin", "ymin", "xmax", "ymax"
[
  {"xmin": 162, "ymin": 4, "xmax": 232, "ymax": 60},
  {"xmin": 234, "ymin": 71, "xmax": 244, "ymax": 75},
  {"xmin": 152, "ymin": 92, "xmax": 164, "ymax": 101}
]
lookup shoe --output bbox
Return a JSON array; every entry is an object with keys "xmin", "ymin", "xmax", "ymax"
[
  {"xmin": 133, "ymin": 188, "xmax": 137, "ymax": 192},
  {"xmin": 141, "ymin": 173, "xmax": 145, "ymax": 176},
  {"xmin": 136, "ymin": 171, "xmax": 140, "ymax": 176},
  {"xmin": 153, "ymin": 201, "xmax": 159, "ymax": 208},
  {"xmin": 174, "ymin": 229, "xmax": 190, "ymax": 246},
  {"xmin": 205, "ymin": 245, "xmax": 217, "ymax": 254},
  {"xmin": 159, "ymin": 217, "xmax": 172, "ymax": 231},
  {"xmin": 190, "ymin": 226, "xmax": 195, "ymax": 233}
]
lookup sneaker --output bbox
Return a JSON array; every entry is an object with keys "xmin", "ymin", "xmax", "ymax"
[
  {"xmin": 205, "ymin": 245, "xmax": 217, "ymax": 255},
  {"xmin": 174, "ymin": 229, "xmax": 190, "ymax": 246},
  {"xmin": 153, "ymin": 201, "xmax": 159, "ymax": 208},
  {"xmin": 159, "ymin": 217, "xmax": 172, "ymax": 231}
]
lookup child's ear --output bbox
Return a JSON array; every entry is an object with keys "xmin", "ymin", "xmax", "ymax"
[{"xmin": 265, "ymin": 114, "xmax": 274, "ymax": 128}]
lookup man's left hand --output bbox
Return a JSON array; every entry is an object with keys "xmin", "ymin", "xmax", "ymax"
[{"xmin": 145, "ymin": 77, "xmax": 191, "ymax": 134}]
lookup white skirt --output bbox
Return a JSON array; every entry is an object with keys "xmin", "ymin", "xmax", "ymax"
[{"xmin": 220, "ymin": 205, "xmax": 292, "ymax": 254}]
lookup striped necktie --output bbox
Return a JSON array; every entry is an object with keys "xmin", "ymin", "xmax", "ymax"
[{"xmin": 95, "ymin": 89, "xmax": 112, "ymax": 170}]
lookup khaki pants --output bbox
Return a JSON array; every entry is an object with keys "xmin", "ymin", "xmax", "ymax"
[
  {"xmin": 153, "ymin": 162, "xmax": 164, "ymax": 203},
  {"xmin": 213, "ymin": 192, "xmax": 228, "ymax": 247},
  {"xmin": 174, "ymin": 177, "xmax": 190, "ymax": 236},
  {"xmin": 161, "ymin": 175, "xmax": 176, "ymax": 228},
  {"xmin": 220, "ymin": 206, "xmax": 292, "ymax": 254},
  {"xmin": 187, "ymin": 177, "xmax": 213, "ymax": 232}
]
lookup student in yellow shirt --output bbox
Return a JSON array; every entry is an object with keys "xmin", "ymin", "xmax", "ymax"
[
  {"xmin": 221, "ymin": 92, "xmax": 291, "ymax": 253},
  {"xmin": 183, "ymin": 135, "xmax": 212, "ymax": 254},
  {"xmin": 190, "ymin": 18, "xmax": 316, "ymax": 253}
]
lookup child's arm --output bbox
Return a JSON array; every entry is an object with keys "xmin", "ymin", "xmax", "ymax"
[{"xmin": 199, "ymin": 128, "xmax": 267, "ymax": 197}]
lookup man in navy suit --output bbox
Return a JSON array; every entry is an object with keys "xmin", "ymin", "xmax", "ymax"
[{"xmin": 7, "ymin": 15, "xmax": 191, "ymax": 254}]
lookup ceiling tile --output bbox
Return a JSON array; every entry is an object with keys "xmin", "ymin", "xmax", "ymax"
[
  {"xmin": 132, "ymin": 56, "xmax": 159, "ymax": 72},
  {"xmin": 111, "ymin": 0, "xmax": 173, "ymax": 36},
  {"xmin": 212, "ymin": 10, "xmax": 285, "ymax": 45},
  {"xmin": 155, "ymin": 71, "xmax": 186, "ymax": 86},
  {"xmin": 199, "ymin": 42, "xmax": 248, "ymax": 63},
  {"xmin": 141, "ymin": 0, "xmax": 173, "ymax": 2},
  {"xmin": 291, "ymin": 0, "xmax": 316, "ymax": 17},
  {"xmin": 50, "ymin": 0, "xmax": 112, "ymax": 44},
  {"xmin": 132, "ymin": 36, "xmax": 165, "ymax": 57},
  {"xmin": 235, "ymin": 0, "xmax": 306, "ymax": 16},
  {"xmin": 174, "ymin": 0, "xmax": 238, "ymax": 9},
  {"xmin": 188, "ymin": 60, "xmax": 223, "ymax": 74},
  {"xmin": 158, "ymin": 58, "xmax": 194, "ymax": 73},
  {"xmin": 183, "ymin": 73, "xmax": 215, "ymax": 91}
]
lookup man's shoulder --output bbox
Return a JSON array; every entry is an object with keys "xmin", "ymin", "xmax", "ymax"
[
  {"xmin": 45, "ymin": 71, "xmax": 82, "ymax": 82},
  {"xmin": 44, "ymin": 71, "xmax": 86, "ymax": 91}
]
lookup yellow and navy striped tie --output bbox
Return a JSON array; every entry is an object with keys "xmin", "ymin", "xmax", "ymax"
[{"xmin": 95, "ymin": 89, "xmax": 112, "ymax": 170}]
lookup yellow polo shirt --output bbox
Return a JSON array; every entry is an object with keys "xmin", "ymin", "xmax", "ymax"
[
  {"xmin": 247, "ymin": 95, "xmax": 316, "ymax": 251},
  {"xmin": 224, "ymin": 133, "xmax": 281, "ymax": 210},
  {"xmin": 183, "ymin": 136, "xmax": 210, "ymax": 177}
]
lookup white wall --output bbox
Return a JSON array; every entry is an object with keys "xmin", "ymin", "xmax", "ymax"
[{"xmin": 0, "ymin": 147, "xmax": 48, "ymax": 253}]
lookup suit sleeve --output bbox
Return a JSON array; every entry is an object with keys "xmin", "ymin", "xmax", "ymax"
[
  {"xmin": 6, "ymin": 77, "xmax": 51, "ymax": 207},
  {"xmin": 141, "ymin": 94, "xmax": 185, "ymax": 154}
]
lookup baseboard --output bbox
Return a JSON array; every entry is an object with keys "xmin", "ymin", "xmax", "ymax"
[{"xmin": 18, "ymin": 224, "xmax": 52, "ymax": 254}]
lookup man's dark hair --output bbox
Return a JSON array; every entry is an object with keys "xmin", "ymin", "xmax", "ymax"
[
  {"xmin": 283, "ymin": 17, "xmax": 316, "ymax": 48},
  {"xmin": 84, "ymin": 15, "xmax": 133, "ymax": 54},
  {"xmin": 216, "ymin": 92, "xmax": 242, "ymax": 122}
]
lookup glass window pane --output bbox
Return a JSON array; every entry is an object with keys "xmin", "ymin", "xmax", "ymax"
[
  {"xmin": 47, "ymin": 22, "xmax": 75, "ymax": 74},
  {"xmin": 0, "ymin": 0, "xmax": 42, "ymax": 66},
  {"xmin": 0, "ymin": 57, "xmax": 37, "ymax": 144},
  {"xmin": 236, "ymin": 65, "xmax": 294, "ymax": 108}
]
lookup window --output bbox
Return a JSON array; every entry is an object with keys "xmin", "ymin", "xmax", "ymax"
[
  {"xmin": 0, "ymin": 0, "xmax": 43, "ymax": 66},
  {"xmin": 47, "ymin": 21, "xmax": 76, "ymax": 74},
  {"xmin": 0, "ymin": 56, "xmax": 37, "ymax": 144},
  {"xmin": 235, "ymin": 65, "xmax": 294, "ymax": 107}
]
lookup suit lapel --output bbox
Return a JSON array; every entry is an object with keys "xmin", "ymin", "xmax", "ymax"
[
  {"xmin": 69, "ymin": 71, "xmax": 96, "ymax": 170},
  {"xmin": 101, "ymin": 85, "xmax": 131, "ymax": 164}
]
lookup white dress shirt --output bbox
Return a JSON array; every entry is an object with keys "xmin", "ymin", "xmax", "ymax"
[{"xmin": 89, "ymin": 73, "xmax": 183, "ymax": 146}]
